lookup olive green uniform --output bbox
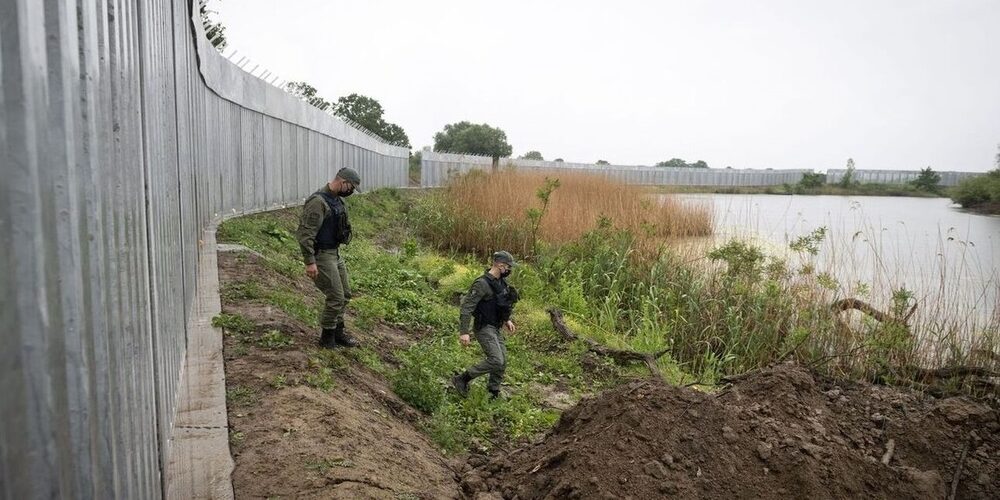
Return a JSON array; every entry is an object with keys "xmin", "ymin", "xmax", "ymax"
[
  {"xmin": 296, "ymin": 185, "xmax": 352, "ymax": 329},
  {"xmin": 459, "ymin": 276, "xmax": 507, "ymax": 393}
]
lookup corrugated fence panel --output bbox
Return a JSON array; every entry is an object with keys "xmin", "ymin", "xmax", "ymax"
[
  {"xmin": 1, "ymin": 0, "xmax": 410, "ymax": 498},
  {"xmin": 420, "ymin": 151, "xmax": 811, "ymax": 188}
]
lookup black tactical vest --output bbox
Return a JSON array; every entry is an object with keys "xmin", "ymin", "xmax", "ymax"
[
  {"xmin": 313, "ymin": 190, "xmax": 352, "ymax": 252},
  {"xmin": 473, "ymin": 273, "xmax": 519, "ymax": 331}
]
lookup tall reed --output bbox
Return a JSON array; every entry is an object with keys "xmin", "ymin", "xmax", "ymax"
[{"xmin": 414, "ymin": 168, "xmax": 713, "ymax": 257}]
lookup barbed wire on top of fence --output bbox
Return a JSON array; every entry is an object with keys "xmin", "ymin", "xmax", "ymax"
[{"xmin": 198, "ymin": 0, "xmax": 406, "ymax": 149}]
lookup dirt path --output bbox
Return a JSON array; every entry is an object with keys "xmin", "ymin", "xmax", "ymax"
[{"xmin": 218, "ymin": 250, "xmax": 461, "ymax": 499}]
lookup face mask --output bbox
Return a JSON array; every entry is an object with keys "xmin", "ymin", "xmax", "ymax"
[
  {"xmin": 500, "ymin": 267, "xmax": 512, "ymax": 278},
  {"xmin": 340, "ymin": 186, "xmax": 355, "ymax": 197}
]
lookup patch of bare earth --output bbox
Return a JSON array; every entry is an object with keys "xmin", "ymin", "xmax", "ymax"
[
  {"xmin": 218, "ymin": 251, "xmax": 460, "ymax": 499},
  {"xmin": 466, "ymin": 363, "xmax": 999, "ymax": 499}
]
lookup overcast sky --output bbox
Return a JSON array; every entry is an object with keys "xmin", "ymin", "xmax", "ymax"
[{"xmin": 214, "ymin": 0, "xmax": 1000, "ymax": 172}]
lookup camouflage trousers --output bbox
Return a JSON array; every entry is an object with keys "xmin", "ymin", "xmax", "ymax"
[
  {"xmin": 312, "ymin": 248, "xmax": 351, "ymax": 329},
  {"xmin": 466, "ymin": 325, "xmax": 507, "ymax": 393}
]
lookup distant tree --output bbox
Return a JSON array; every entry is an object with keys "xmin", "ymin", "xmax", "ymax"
[
  {"xmin": 596, "ymin": 160, "xmax": 610, "ymax": 165},
  {"xmin": 839, "ymin": 158, "xmax": 856, "ymax": 188},
  {"xmin": 379, "ymin": 123, "xmax": 411, "ymax": 148},
  {"xmin": 200, "ymin": 1, "xmax": 227, "ymax": 50},
  {"xmin": 554, "ymin": 158, "xmax": 564, "ymax": 162},
  {"xmin": 433, "ymin": 121, "xmax": 512, "ymax": 161},
  {"xmin": 656, "ymin": 158, "xmax": 688, "ymax": 168},
  {"xmin": 333, "ymin": 94, "xmax": 385, "ymax": 133},
  {"xmin": 520, "ymin": 151, "xmax": 544, "ymax": 160},
  {"xmin": 655, "ymin": 158, "xmax": 709, "ymax": 168},
  {"xmin": 911, "ymin": 166, "xmax": 942, "ymax": 192},
  {"xmin": 798, "ymin": 172, "xmax": 826, "ymax": 189},
  {"xmin": 408, "ymin": 151, "xmax": 422, "ymax": 183},
  {"xmin": 285, "ymin": 81, "xmax": 332, "ymax": 111}
]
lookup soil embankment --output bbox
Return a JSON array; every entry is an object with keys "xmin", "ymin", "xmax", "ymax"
[{"xmin": 464, "ymin": 364, "xmax": 998, "ymax": 499}]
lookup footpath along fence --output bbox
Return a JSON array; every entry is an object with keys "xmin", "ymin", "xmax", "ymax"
[{"xmin": 1, "ymin": 1, "xmax": 408, "ymax": 498}]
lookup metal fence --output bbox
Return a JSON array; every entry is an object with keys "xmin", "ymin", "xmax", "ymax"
[
  {"xmin": 420, "ymin": 151, "xmax": 811, "ymax": 187},
  {"xmin": 825, "ymin": 168, "xmax": 983, "ymax": 187},
  {"xmin": 0, "ymin": 1, "xmax": 408, "ymax": 498}
]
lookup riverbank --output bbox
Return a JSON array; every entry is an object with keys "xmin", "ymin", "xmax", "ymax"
[
  {"xmin": 652, "ymin": 183, "xmax": 945, "ymax": 197},
  {"xmin": 213, "ymin": 187, "xmax": 999, "ymax": 498}
]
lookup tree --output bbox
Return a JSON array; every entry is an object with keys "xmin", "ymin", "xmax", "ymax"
[
  {"xmin": 333, "ymin": 94, "xmax": 385, "ymax": 134},
  {"xmin": 379, "ymin": 123, "xmax": 410, "ymax": 148},
  {"xmin": 520, "ymin": 151, "xmax": 544, "ymax": 160},
  {"xmin": 554, "ymin": 158, "xmax": 564, "ymax": 162},
  {"xmin": 691, "ymin": 160, "xmax": 709, "ymax": 169},
  {"xmin": 911, "ymin": 167, "xmax": 942, "ymax": 192},
  {"xmin": 433, "ymin": 121, "xmax": 512, "ymax": 160},
  {"xmin": 596, "ymin": 160, "xmax": 610, "ymax": 165},
  {"xmin": 285, "ymin": 81, "xmax": 331, "ymax": 111},
  {"xmin": 332, "ymin": 93, "xmax": 410, "ymax": 147},
  {"xmin": 656, "ymin": 158, "xmax": 689, "ymax": 168},
  {"xmin": 839, "ymin": 158, "xmax": 856, "ymax": 188},
  {"xmin": 200, "ymin": 1, "xmax": 227, "ymax": 50},
  {"xmin": 798, "ymin": 172, "xmax": 826, "ymax": 189}
]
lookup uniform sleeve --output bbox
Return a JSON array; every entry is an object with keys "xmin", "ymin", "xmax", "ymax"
[
  {"xmin": 458, "ymin": 278, "xmax": 490, "ymax": 334},
  {"xmin": 295, "ymin": 196, "xmax": 328, "ymax": 265}
]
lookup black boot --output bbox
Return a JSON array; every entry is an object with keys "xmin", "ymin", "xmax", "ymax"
[
  {"xmin": 319, "ymin": 328, "xmax": 338, "ymax": 349},
  {"xmin": 333, "ymin": 321, "xmax": 359, "ymax": 348},
  {"xmin": 452, "ymin": 371, "xmax": 471, "ymax": 397},
  {"xmin": 489, "ymin": 389, "xmax": 503, "ymax": 401}
]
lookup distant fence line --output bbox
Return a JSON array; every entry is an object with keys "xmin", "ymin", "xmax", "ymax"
[
  {"xmin": 825, "ymin": 169, "xmax": 982, "ymax": 187},
  {"xmin": 1, "ymin": 1, "xmax": 407, "ymax": 498},
  {"xmin": 420, "ymin": 151, "xmax": 811, "ymax": 187},
  {"xmin": 421, "ymin": 152, "xmax": 986, "ymax": 189}
]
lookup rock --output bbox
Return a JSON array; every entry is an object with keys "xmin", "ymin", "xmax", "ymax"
[
  {"xmin": 462, "ymin": 471, "xmax": 485, "ymax": 494},
  {"xmin": 660, "ymin": 453, "xmax": 674, "ymax": 465},
  {"xmin": 474, "ymin": 492, "xmax": 503, "ymax": 500},
  {"xmin": 936, "ymin": 398, "xmax": 992, "ymax": 424},
  {"xmin": 644, "ymin": 460, "xmax": 668, "ymax": 479},
  {"xmin": 757, "ymin": 442, "xmax": 773, "ymax": 461},
  {"xmin": 801, "ymin": 442, "xmax": 824, "ymax": 459},
  {"xmin": 871, "ymin": 413, "xmax": 886, "ymax": 424},
  {"xmin": 900, "ymin": 467, "xmax": 946, "ymax": 499},
  {"xmin": 824, "ymin": 389, "xmax": 842, "ymax": 399},
  {"xmin": 659, "ymin": 482, "xmax": 679, "ymax": 495},
  {"xmin": 977, "ymin": 472, "xmax": 991, "ymax": 486},
  {"xmin": 722, "ymin": 426, "xmax": 738, "ymax": 443}
]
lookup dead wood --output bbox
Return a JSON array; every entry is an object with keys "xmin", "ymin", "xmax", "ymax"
[{"xmin": 548, "ymin": 308, "xmax": 670, "ymax": 376}]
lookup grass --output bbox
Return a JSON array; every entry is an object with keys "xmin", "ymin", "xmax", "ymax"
[
  {"xmin": 413, "ymin": 169, "xmax": 713, "ymax": 258},
  {"xmin": 226, "ymin": 385, "xmax": 259, "ymax": 408}
]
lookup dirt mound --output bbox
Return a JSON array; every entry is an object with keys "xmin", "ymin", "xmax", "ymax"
[{"xmin": 465, "ymin": 364, "xmax": 999, "ymax": 499}]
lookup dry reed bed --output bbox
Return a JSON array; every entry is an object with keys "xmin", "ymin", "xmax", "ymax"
[{"xmin": 430, "ymin": 169, "xmax": 712, "ymax": 256}]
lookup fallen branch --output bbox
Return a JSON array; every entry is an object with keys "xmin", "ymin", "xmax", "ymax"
[
  {"xmin": 831, "ymin": 298, "xmax": 916, "ymax": 338},
  {"xmin": 547, "ymin": 308, "xmax": 669, "ymax": 376}
]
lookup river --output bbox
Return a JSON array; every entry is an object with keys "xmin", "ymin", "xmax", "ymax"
[{"xmin": 671, "ymin": 194, "xmax": 1000, "ymax": 340}]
